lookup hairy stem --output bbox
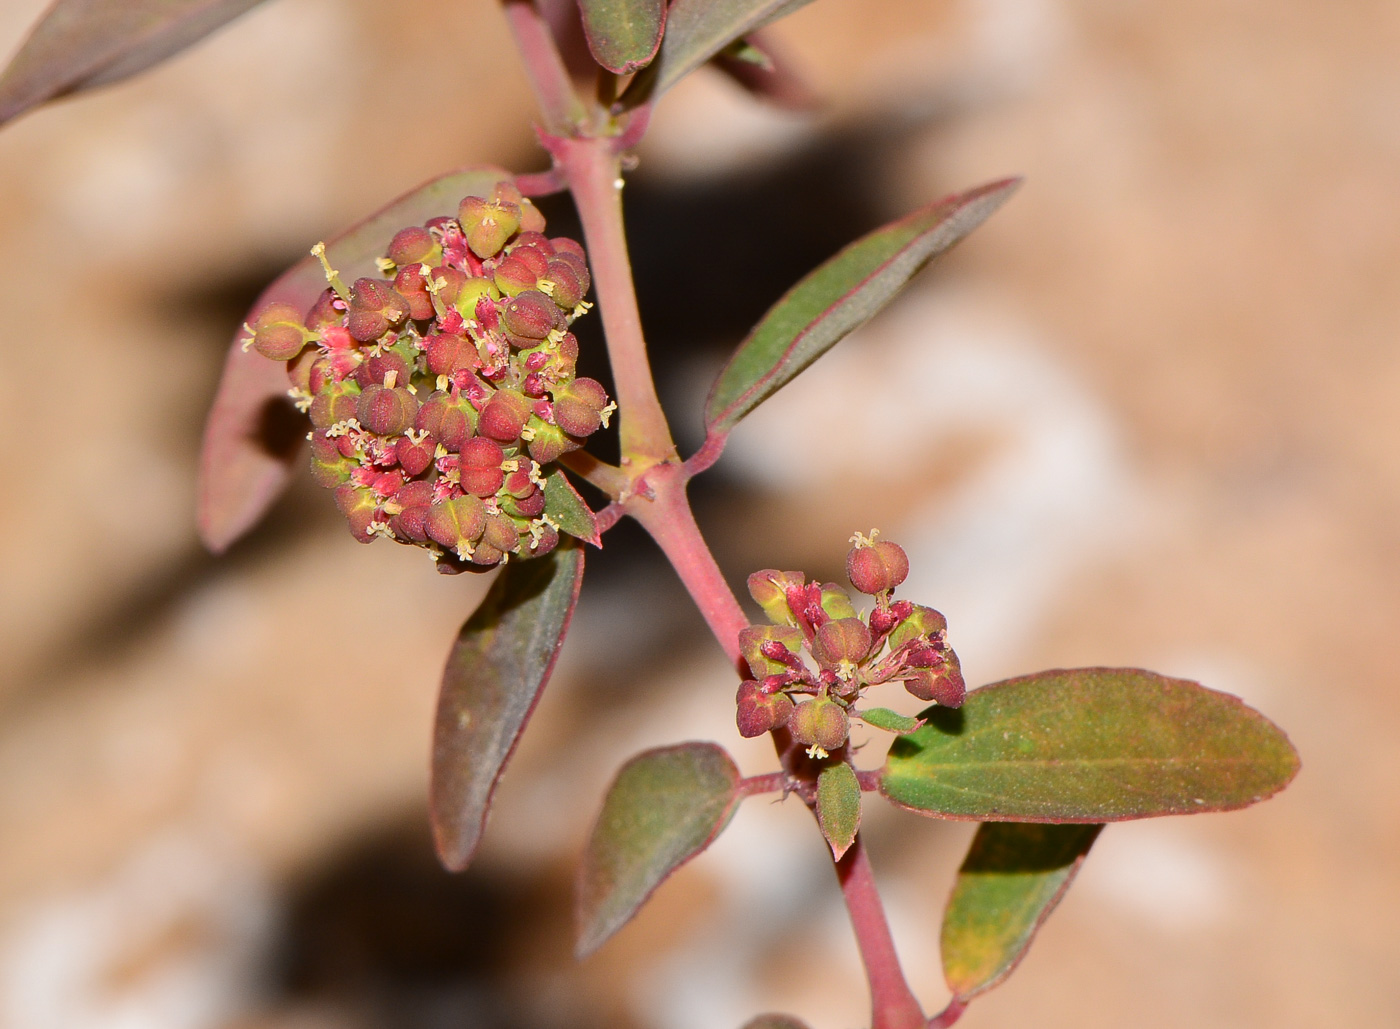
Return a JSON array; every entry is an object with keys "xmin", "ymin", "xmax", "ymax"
[
  {"xmin": 502, "ymin": 0, "xmax": 587, "ymax": 134},
  {"xmin": 836, "ymin": 835, "xmax": 927, "ymax": 1029},
  {"xmin": 554, "ymin": 136, "xmax": 676, "ymax": 463},
  {"xmin": 627, "ymin": 461, "xmax": 748, "ymax": 670}
]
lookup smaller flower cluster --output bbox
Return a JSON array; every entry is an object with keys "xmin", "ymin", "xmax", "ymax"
[
  {"xmin": 736, "ymin": 532, "xmax": 965, "ymax": 758},
  {"xmin": 245, "ymin": 181, "xmax": 612, "ymax": 571}
]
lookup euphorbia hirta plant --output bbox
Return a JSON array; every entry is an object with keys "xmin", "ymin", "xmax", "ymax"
[{"xmin": 0, "ymin": 3, "xmax": 1300, "ymax": 1028}]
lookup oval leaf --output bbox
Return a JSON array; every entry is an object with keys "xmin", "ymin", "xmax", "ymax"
[
  {"xmin": 856, "ymin": 707, "xmax": 923, "ymax": 734},
  {"xmin": 197, "ymin": 165, "xmax": 509, "ymax": 552},
  {"xmin": 578, "ymin": 0, "xmax": 666, "ymax": 74},
  {"xmin": 0, "ymin": 0, "xmax": 268, "ymax": 127},
  {"xmin": 816, "ymin": 761, "xmax": 861, "ymax": 860},
  {"xmin": 742, "ymin": 1017, "xmax": 813, "ymax": 1029},
  {"xmin": 576, "ymin": 742, "xmax": 741, "ymax": 958},
  {"xmin": 880, "ymin": 668, "xmax": 1300, "ymax": 822},
  {"xmin": 431, "ymin": 544, "xmax": 585, "ymax": 872},
  {"xmin": 543, "ymin": 469, "xmax": 601, "ymax": 547},
  {"xmin": 703, "ymin": 178, "xmax": 1020, "ymax": 438},
  {"xmin": 620, "ymin": 0, "xmax": 814, "ymax": 107},
  {"xmin": 942, "ymin": 822, "xmax": 1101, "ymax": 999}
]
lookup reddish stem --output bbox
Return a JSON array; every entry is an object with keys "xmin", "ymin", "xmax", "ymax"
[
  {"xmin": 836, "ymin": 835, "xmax": 928, "ymax": 1029},
  {"xmin": 502, "ymin": 0, "xmax": 587, "ymax": 134},
  {"xmin": 626, "ymin": 462, "xmax": 748, "ymax": 670},
  {"xmin": 552, "ymin": 135, "xmax": 676, "ymax": 464}
]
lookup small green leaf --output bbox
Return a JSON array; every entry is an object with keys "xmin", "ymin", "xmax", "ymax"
[
  {"xmin": 198, "ymin": 165, "xmax": 509, "ymax": 553},
  {"xmin": 0, "ymin": 0, "xmax": 269, "ymax": 127},
  {"xmin": 880, "ymin": 668, "xmax": 1300, "ymax": 822},
  {"xmin": 857, "ymin": 707, "xmax": 924, "ymax": 734},
  {"xmin": 543, "ymin": 469, "xmax": 600, "ymax": 547},
  {"xmin": 741, "ymin": 1017, "xmax": 813, "ymax": 1029},
  {"xmin": 576, "ymin": 742, "xmax": 741, "ymax": 957},
  {"xmin": 703, "ymin": 179, "xmax": 1020, "ymax": 438},
  {"xmin": 430, "ymin": 545, "xmax": 584, "ymax": 871},
  {"xmin": 620, "ymin": 0, "xmax": 814, "ymax": 107},
  {"xmin": 942, "ymin": 823, "xmax": 1102, "ymax": 999},
  {"xmin": 577, "ymin": 0, "xmax": 666, "ymax": 75},
  {"xmin": 816, "ymin": 762, "xmax": 861, "ymax": 860}
]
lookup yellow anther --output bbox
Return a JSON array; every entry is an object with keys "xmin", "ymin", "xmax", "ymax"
[
  {"xmin": 375, "ymin": 257, "xmax": 396, "ymax": 275},
  {"xmin": 239, "ymin": 323, "xmax": 255, "ymax": 352},
  {"xmin": 805, "ymin": 745, "xmax": 829, "ymax": 760},
  {"xmin": 849, "ymin": 528, "xmax": 881, "ymax": 548},
  {"xmin": 287, "ymin": 387, "xmax": 314, "ymax": 413},
  {"xmin": 599, "ymin": 401, "xmax": 618, "ymax": 429}
]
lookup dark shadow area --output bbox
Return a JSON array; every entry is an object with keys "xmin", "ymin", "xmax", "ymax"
[
  {"xmin": 960, "ymin": 823, "xmax": 1103, "ymax": 874},
  {"xmin": 921, "ymin": 705, "xmax": 967, "ymax": 736},
  {"xmin": 267, "ymin": 815, "xmax": 626, "ymax": 1029}
]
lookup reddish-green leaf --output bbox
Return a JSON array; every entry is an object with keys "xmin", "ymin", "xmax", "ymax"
[
  {"xmin": 0, "ymin": 0, "xmax": 268, "ymax": 127},
  {"xmin": 880, "ymin": 668, "xmax": 1300, "ymax": 822},
  {"xmin": 577, "ymin": 0, "xmax": 665, "ymax": 74},
  {"xmin": 703, "ymin": 179, "xmax": 1020, "ymax": 438},
  {"xmin": 742, "ymin": 1017, "xmax": 813, "ymax": 1029},
  {"xmin": 197, "ymin": 165, "xmax": 510, "ymax": 553},
  {"xmin": 619, "ymin": 0, "xmax": 814, "ymax": 107},
  {"xmin": 431, "ymin": 545, "xmax": 584, "ymax": 872},
  {"xmin": 543, "ymin": 469, "xmax": 601, "ymax": 547},
  {"xmin": 816, "ymin": 761, "xmax": 861, "ymax": 860},
  {"xmin": 942, "ymin": 823, "xmax": 1101, "ymax": 999},
  {"xmin": 576, "ymin": 742, "xmax": 741, "ymax": 957}
]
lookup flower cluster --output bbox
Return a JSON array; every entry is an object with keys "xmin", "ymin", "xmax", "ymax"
[
  {"xmin": 245, "ymin": 181, "xmax": 611, "ymax": 571},
  {"xmin": 736, "ymin": 532, "xmax": 965, "ymax": 758}
]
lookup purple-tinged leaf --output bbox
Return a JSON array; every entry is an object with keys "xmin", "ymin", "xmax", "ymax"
[
  {"xmin": 742, "ymin": 1017, "xmax": 813, "ymax": 1029},
  {"xmin": 712, "ymin": 32, "xmax": 820, "ymax": 111},
  {"xmin": 431, "ymin": 545, "xmax": 584, "ymax": 872},
  {"xmin": 543, "ymin": 469, "xmax": 601, "ymax": 546},
  {"xmin": 703, "ymin": 179, "xmax": 1020, "ymax": 439},
  {"xmin": 942, "ymin": 823, "xmax": 1101, "ymax": 999},
  {"xmin": 197, "ymin": 165, "xmax": 510, "ymax": 553},
  {"xmin": 577, "ymin": 0, "xmax": 665, "ymax": 74},
  {"xmin": 816, "ymin": 762, "xmax": 860, "ymax": 860},
  {"xmin": 0, "ymin": 0, "xmax": 268, "ymax": 127},
  {"xmin": 619, "ymin": 0, "xmax": 814, "ymax": 108},
  {"xmin": 576, "ymin": 742, "xmax": 741, "ymax": 957},
  {"xmin": 880, "ymin": 668, "xmax": 1300, "ymax": 822}
]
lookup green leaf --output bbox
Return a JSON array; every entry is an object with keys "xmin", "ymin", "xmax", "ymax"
[
  {"xmin": 578, "ymin": 0, "xmax": 666, "ymax": 75},
  {"xmin": 620, "ymin": 0, "xmax": 815, "ymax": 108},
  {"xmin": 703, "ymin": 179, "xmax": 1020, "ymax": 438},
  {"xmin": 816, "ymin": 762, "xmax": 861, "ymax": 860},
  {"xmin": 942, "ymin": 823, "xmax": 1102, "ymax": 999},
  {"xmin": 0, "ymin": 0, "xmax": 269, "ymax": 127},
  {"xmin": 741, "ymin": 1017, "xmax": 813, "ymax": 1029},
  {"xmin": 880, "ymin": 668, "xmax": 1300, "ymax": 822},
  {"xmin": 197, "ymin": 165, "xmax": 510, "ymax": 553},
  {"xmin": 857, "ymin": 707, "xmax": 924, "ymax": 734},
  {"xmin": 430, "ymin": 545, "xmax": 584, "ymax": 871},
  {"xmin": 543, "ymin": 469, "xmax": 601, "ymax": 547},
  {"xmin": 576, "ymin": 742, "xmax": 741, "ymax": 958}
]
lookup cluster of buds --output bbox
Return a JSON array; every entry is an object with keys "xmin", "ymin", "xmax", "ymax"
[
  {"xmin": 736, "ymin": 532, "xmax": 965, "ymax": 758},
  {"xmin": 245, "ymin": 182, "xmax": 613, "ymax": 570}
]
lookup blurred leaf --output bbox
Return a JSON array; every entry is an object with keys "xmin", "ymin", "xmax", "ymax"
[
  {"xmin": 577, "ymin": 0, "xmax": 665, "ymax": 74},
  {"xmin": 620, "ymin": 0, "xmax": 814, "ymax": 107},
  {"xmin": 197, "ymin": 165, "xmax": 509, "ymax": 553},
  {"xmin": 703, "ymin": 179, "xmax": 1020, "ymax": 438},
  {"xmin": 0, "ymin": 0, "xmax": 269, "ymax": 126},
  {"xmin": 576, "ymin": 742, "xmax": 740, "ymax": 957},
  {"xmin": 544, "ymin": 469, "xmax": 601, "ymax": 546},
  {"xmin": 712, "ymin": 31, "xmax": 820, "ymax": 111},
  {"xmin": 741, "ymin": 1017, "xmax": 813, "ymax": 1029},
  {"xmin": 880, "ymin": 668, "xmax": 1300, "ymax": 821},
  {"xmin": 857, "ymin": 707, "xmax": 923, "ymax": 734},
  {"xmin": 942, "ymin": 823, "xmax": 1102, "ymax": 999},
  {"xmin": 816, "ymin": 762, "xmax": 861, "ymax": 859},
  {"xmin": 431, "ymin": 545, "xmax": 585, "ymax": 871}
]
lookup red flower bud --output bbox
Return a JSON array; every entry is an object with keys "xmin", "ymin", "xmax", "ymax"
[
  {"xmin": 812, "ymin": 618, "xmax": 872, "ymax": 669},
  {"xmin": 479, "ymin": 388, "xmax": 531, "ymax": 442},
  {"xmin": 249, "ymin": 302, "xmax": 310, "ymax": 361},
  {"xmin": 346, "ymin": 278, "xmax": 410, "ymax": 342},
  {"xmin": 847, "ymin": 539, "xmax": 909, "ymax": 595},
  {"xmin": 357, "ymin": 384, "xmax": 419, "ymax": 436},
  {"xmin": 789, "ymin": 698, "xmax": 850, "ymax": 753},
  {"xmin": 395, "ymin": 434, "xmax": 435, "ymax": 476},
  {"xmin": 492, "ymin": 255, "xmax": 538, "ymax": 296},
  {"xmin": 736, "ymin": 680, "xmax": 795, "ymax": 738},
  {"xmin": 386, "ymin": 225, "xmax": 436, "ymax": 267},
  {"xmin": 501, "ymin": 290, "xmax": 562, "ymax": 341},
  {"xmin": 903, "ymin": 651, "xmax": 965, "ymax": 707},
  {"xmin": 426, "ymin": 495, "xmax": 487, "ymax": 552},
  {"xmin": 551, "ymin": 377, "xmax": 610, "ymax": 437},
  {"xmin": 458, "ymin": 437, "xmax": 505, "ymax": 497}
]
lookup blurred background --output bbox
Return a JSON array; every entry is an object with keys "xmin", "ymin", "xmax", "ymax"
[{"xmin": 1, "ymin": 0, "xmax": 1397, "ymax": 1026}]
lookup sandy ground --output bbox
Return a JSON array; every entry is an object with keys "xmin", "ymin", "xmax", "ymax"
[{"xmin": 0, "ymin": 1, "xmax": 1397, "ymax": 1027}]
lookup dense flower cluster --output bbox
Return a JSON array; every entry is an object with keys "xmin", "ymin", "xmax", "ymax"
[
  {"xmin": 737, "ymin": 532, "xmax": 965, "ymax": 757},
  {"xmin": 245, "ymin": 181, "xmax": 610, "ymax": 571}
]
